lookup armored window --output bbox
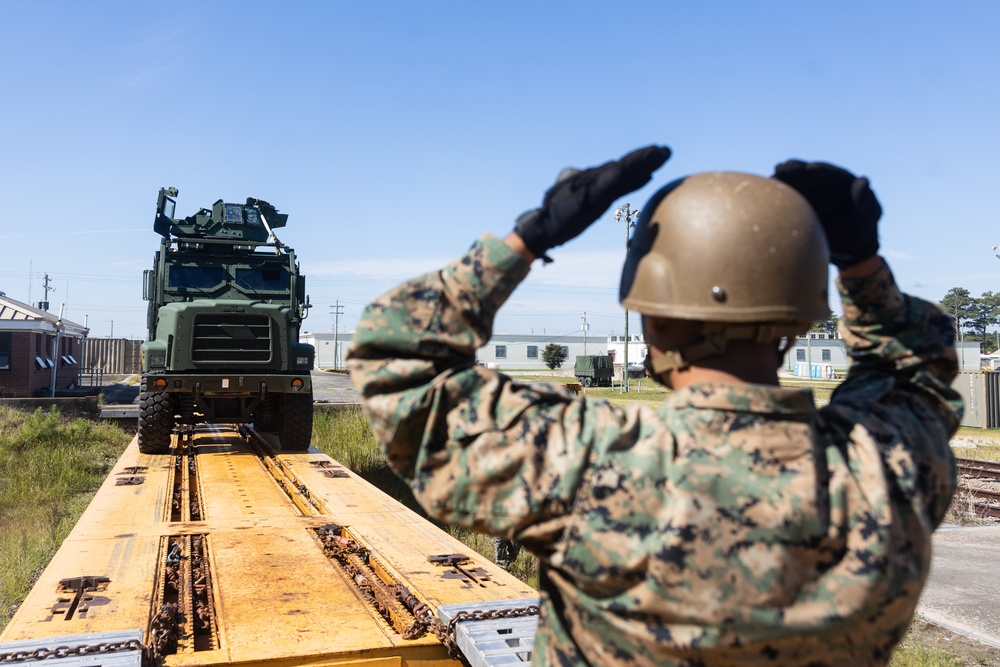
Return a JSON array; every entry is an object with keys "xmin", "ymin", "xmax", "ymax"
[
  {"xmin": 495, "ymin": 345, "xmax": 507, "ymax": 359},
  {"xmin": 0, "ymin": 332, "xmax": 10, "ymax": 370},
  {"xmin": 235, "ymin": 267, "xmax": 289, "ymax": 292},
  {"xmin": 796, "ymin": 349, "xmax": 806, "ymax": 361},
  {"xmin": 821, "ymin": 349, "xmax": 831, "ymax": 362},
  {"xmin": 168, "ymin": 266, "xmax": 227, "ymax": 290},
  {"xmin": 224, "ymin": 203, "xmax": 244, "ymax": 223},
  {"xmin": 526, "ymin": 345, "xmax": 538, "ymax": 359}
]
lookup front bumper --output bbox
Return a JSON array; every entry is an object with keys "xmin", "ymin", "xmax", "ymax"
[{"xmin": 146, "ymin": 374, "xmax": 312, "ymax": 396}]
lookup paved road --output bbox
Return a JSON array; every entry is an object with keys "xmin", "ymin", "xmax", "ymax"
[
  {"xmin": 310, "ymin": 370, "xmax": 360, "ymax": 404},
  {"xmin": 919, "ymin": 525, "xmax": 1000, "ymax": 648}
]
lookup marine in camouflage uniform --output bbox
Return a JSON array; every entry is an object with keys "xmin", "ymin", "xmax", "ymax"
[{"xmin": 347, "ymin": 149, "xmax": 961, "ymax": 666}]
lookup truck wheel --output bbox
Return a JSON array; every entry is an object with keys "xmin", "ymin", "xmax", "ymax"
[
  {"xmin": 581, "ymin": 377, "xmax": 592, "ymax": 388},
  {"xmin": 139, "ymin": 379, "xmax": 174, "ymax": 454},
  {"xmin": 279, "ymin": 392, "xmax": 313, "ymax": 452}
]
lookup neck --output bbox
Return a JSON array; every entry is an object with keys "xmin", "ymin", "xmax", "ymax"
[
  {"xmin": 663, "ymin": 340, "xmax": 781, "ymax": 390},
  {"xmin": 667, "ymin": 364, "xmax": 779, "ymax": 390}
]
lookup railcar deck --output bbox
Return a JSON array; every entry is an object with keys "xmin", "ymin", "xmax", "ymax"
[{"xmin": 0, "ymin": 426, "xmax": 537, "ymax": 666}]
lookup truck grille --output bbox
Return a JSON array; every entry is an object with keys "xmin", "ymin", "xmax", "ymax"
[{"xmin": 192, "ymin": 314, "xmax": 272, "ymax": 363}]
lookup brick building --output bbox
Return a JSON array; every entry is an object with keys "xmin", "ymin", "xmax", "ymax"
[{"xmin": 0, "ymin": 294, "xmax": 88, "ymax": 398}]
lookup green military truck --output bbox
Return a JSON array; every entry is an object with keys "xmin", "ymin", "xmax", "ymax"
[
  {"xmin": 138, "ymin": 187, "xmax": 315, "ymax": 454},
  {"xmin": 574, "ymin": 354, "xmax": 614, "ymax": 388}
]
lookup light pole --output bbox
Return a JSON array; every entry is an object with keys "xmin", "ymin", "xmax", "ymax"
[
  {"xmin": 581, "ymin": 312, "xmax": 588, "ymax": 355},
  {"xmin": 615, "ymin": 203, "xmax": 639, "ymax": 392}
]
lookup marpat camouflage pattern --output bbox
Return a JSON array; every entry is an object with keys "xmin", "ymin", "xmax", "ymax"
[{"xmin": 347, "ymin": 234, "xmax": 961, "ymax": 666}]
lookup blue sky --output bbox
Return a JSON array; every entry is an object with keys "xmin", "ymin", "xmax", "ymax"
[{"xmin": 1, "ymin": 2, "xmax": 997, "ymax": 339}]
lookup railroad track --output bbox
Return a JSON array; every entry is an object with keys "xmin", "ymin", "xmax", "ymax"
[
  {"xmin": 956, "ymin": 457, "xmax": 1000, "ymax": 519},
  {"xmin": 955, "ymin": 457, "xmax": 1000, "ymax": 481}
]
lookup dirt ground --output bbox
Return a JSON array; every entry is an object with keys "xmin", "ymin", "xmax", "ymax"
[{"xmin": 902, "ymin": 618, "xmax": 1000, "ymax": 665}]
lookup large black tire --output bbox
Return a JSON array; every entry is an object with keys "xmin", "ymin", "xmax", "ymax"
[
  {"xmin": 581, "ymin": 376, "xmax": 593, "ymax": 388},
  {"xmin": 278, "ymin": 391, "xmax": 313, "ymax": 452},
  {"xmin": 138, "ymin": 379, "xmax": 175, "ymax": 454}
]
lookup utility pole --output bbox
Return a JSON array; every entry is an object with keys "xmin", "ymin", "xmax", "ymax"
[
  {"xmin": 330, "ymin": 300, "xmax": 344, "ymax": 370},
  {"xmin": 39, "ymin": 273, "xmax": 55, "ymax": 311},
  {"xmin": 615, "ymin": 203, "xmax": 639, "ymax": 391},
  {"xmin": 49, "ymin": 304, "xmax": 64, "ymax": 396},
  {"xmin": 581, "ymin": 312, "xmax": 588, "ymax": 355}
]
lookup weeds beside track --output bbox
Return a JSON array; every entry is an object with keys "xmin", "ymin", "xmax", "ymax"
[{"xmin": 0, "ymin": 405, "xmax": 131, "ymax": 631}]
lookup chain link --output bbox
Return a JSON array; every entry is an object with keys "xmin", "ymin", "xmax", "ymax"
[
  {"xmin": 0, "ymin": 639, "xmax": 143, "ymax": 663},
  {"xmin": 404, "ymin": 605, "xmax": 539, "ymax": 659}
]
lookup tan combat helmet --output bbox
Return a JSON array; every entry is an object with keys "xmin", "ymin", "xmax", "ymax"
[{"xmin": 619, "ymin": 171, "xmax": 830, "ymax": 374}]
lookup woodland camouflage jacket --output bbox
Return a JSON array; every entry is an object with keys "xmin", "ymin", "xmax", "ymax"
[{"xmin": 347, "ymin": 234, "xmax": 961, "ymax": 666}]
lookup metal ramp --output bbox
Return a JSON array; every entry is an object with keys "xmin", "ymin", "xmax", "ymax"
[
  {"xmin": 0, "ymin": 629, "xmax": 143, "ymax": 666},
  {"xmin": 437, "ymin": 597, "xmax": 541, "ymax": 667}
]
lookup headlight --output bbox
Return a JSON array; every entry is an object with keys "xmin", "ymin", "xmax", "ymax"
[
  {"xmin": 149, "ymin": 353, "xmax": 166, "ymax": 368},
  {"xmin": 296, "ymin": 356, "xmax": 310, "ymax": 366}
]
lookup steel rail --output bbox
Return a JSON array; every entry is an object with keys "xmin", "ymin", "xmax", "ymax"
[{"xmin": 955, "ymin": 457, "xmax": 1000, "ymax": 482}]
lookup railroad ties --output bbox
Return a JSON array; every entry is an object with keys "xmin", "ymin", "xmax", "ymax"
[
  {"xmin": 0, "ymin": 424, "xmax": 538, "ymax": 666},
  {"xmin": 955, "ymin": 457, "xmax": 1000, "ymax": 520}
]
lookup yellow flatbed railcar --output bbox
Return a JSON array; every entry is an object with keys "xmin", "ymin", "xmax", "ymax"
[{"xmin": 0, "ymin": 426, "xmax": 538, "ymax": 666}]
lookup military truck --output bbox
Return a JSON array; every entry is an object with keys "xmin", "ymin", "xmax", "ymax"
[
  {"xmin": 574, "ymin": 354, "xmax": 614, "ymax": 388},
  {"xmin": 138, "ymin": 187, "xmax": 315, "ymax": 454}
]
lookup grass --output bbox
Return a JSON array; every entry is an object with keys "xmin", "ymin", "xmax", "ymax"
[
  {"xmin": 888, "ymin": 644, "xmax": 965, "ymax": 667},
  {"xmin": 0, "ymin": 405, "xmax": 131, "ymax": 631},
  {"xmin": 950, "ymin": 427, "xmax": 1000, "ymax": 461},
  {"xmin": 888, "ymin": 618, "xmax": 990, "ymax": 666}
]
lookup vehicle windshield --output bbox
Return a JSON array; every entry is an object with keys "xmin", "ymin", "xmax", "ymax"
[
  {"xmin": 168, "ymin": 266, "xmax": 227, "ymax": 290},
  {"xmin": 235, "ymin": 267, "xmax": 289, "ymax": 292}
]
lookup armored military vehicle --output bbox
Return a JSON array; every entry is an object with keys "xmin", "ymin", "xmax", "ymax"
[{"xmin": 138, "ymin": 187, "xmax": 315, "ymax": 453}]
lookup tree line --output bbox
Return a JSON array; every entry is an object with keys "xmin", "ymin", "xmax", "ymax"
[
  {"xmin": 805, "ymin": 288, "xmax": 998, "ymax": 357},
  {"xmin": 939, "ymin": 288, "xmax": 1000, "ymax": 355}
]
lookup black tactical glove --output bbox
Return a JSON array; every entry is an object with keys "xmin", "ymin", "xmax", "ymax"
[
  {"xmin": 515, "ymin": 145, "xmax": 672, "ymax": 260},
  {"xmin": 771, "ymin": 160, "xmax": 882, "ymax": 269}
]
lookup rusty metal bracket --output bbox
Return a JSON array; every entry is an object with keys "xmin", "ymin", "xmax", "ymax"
[
  {"xmin": 121, "ymin": 466, "xmax": 148, "ymax": 474},
  {"xmin": 48, "ymin": 576, "xmax": 111, "ymax": 621},
  {"xmin": 428, "ymin": 554, "xmax": 491, "ymax": 588},
  {"xmin": 116, "ymin": 476, "xmax": 146, "ymax": 485},
  {"xmin": 311, "ymin": 461, "xmax": 349, "ymax": 478}
]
